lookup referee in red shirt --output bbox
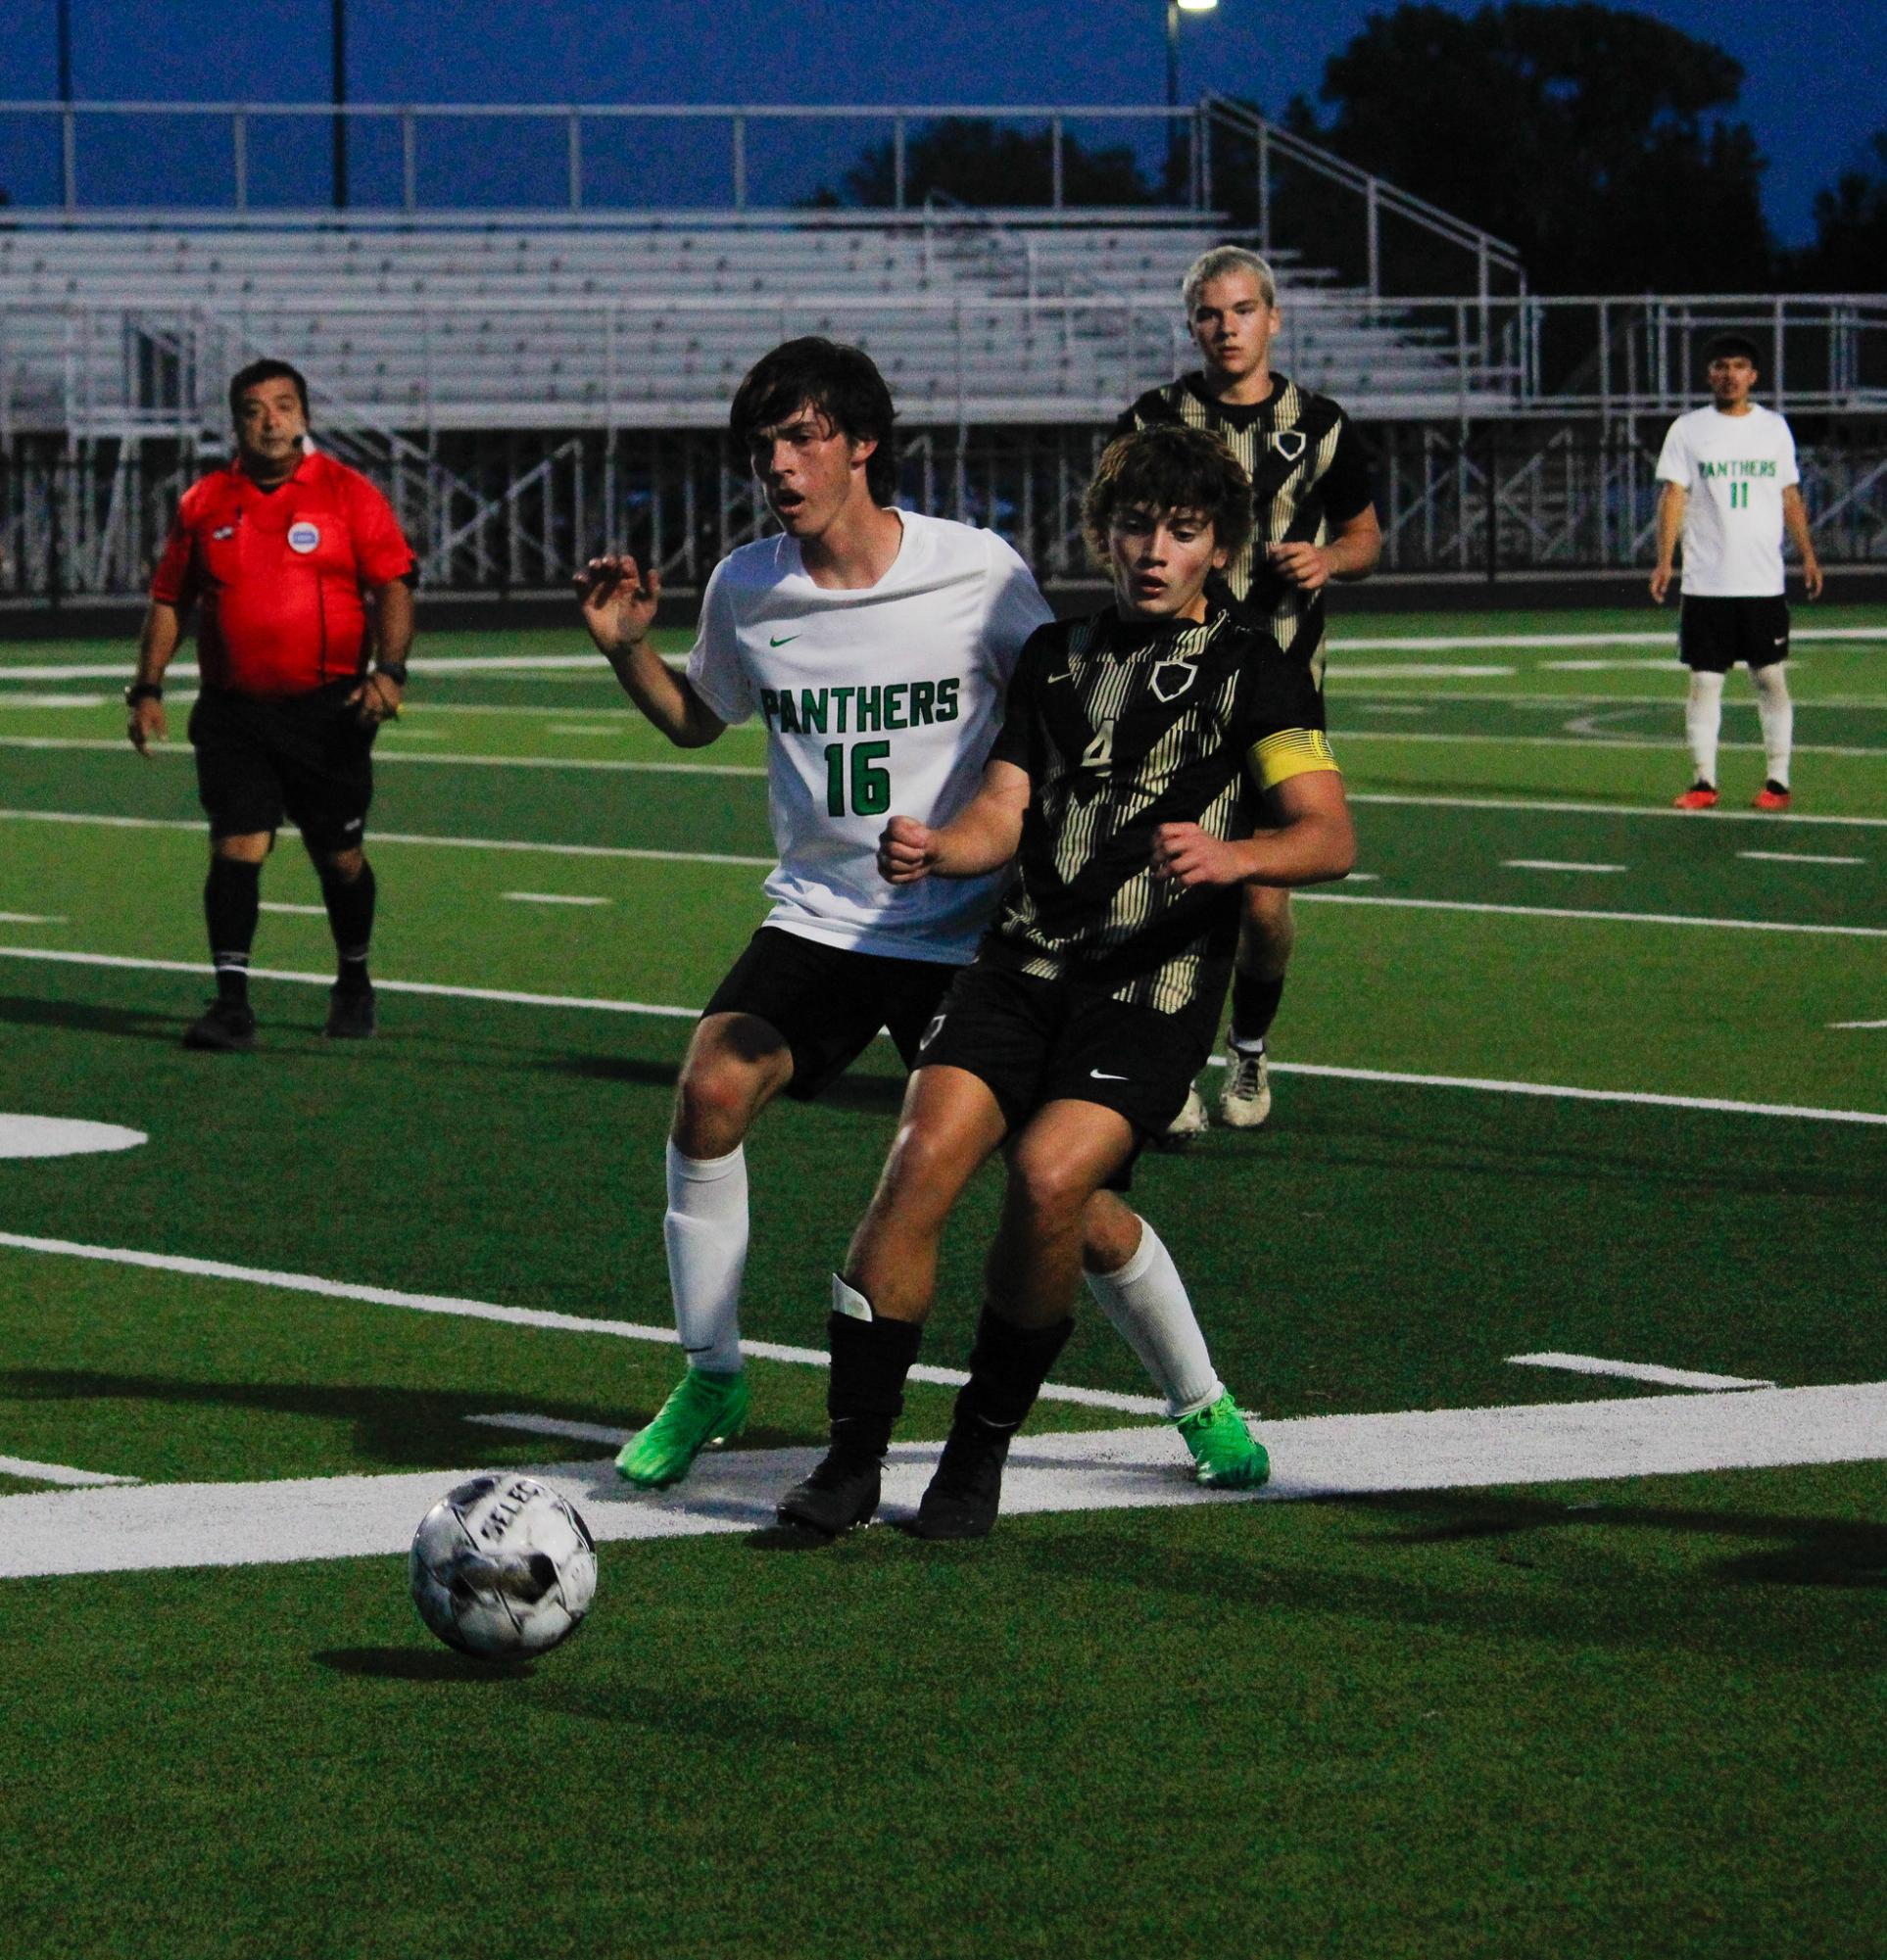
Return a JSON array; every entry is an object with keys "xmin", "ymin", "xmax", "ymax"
[{"xmin": 125, "ymin": 359, "xmax": 416, "ymax": 1050}]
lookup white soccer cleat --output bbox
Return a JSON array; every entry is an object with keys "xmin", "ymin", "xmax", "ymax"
[
  {"xmin": 1163, "ymin": 1085, "xmax": 1209, "ymax": 1143},
  {"xmin": 1218, "ymin": 1041, "xmax": 1272, "ymax": 1128}
]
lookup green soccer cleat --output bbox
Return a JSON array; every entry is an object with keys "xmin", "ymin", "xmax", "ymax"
[
  {"xmin": 1175, "ymin": 1391, "xmax": 1271, "ymax": 1490},
  {"xmin": 616, "ymin": 1366, "xmax": 750, "ymax": 1489}
]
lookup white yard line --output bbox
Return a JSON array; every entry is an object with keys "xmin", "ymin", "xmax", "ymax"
[
  {"xmin": 0, "ymin": 807, "xmax": 775, "ymax": 867},
  {"xmin": 1739, "ymin": 850, "xmax": 1866, "ymax": 867},
  {"xmin": 1501, "ymin": 860, "xmax": 1627, "ymax": 874},
  {"xmin": 4, "ymin": 945, "xmax": 1884, "ymax": 1124},
  {"xmin": 0, "ymin": 1453, "xmax": 140, "ymax": 1488},
  {"xmin": 1331, "ymin": 628, "xmax": 1883, "ymax": 650},
  {"xmin": 1296, "ymin": 891, "xmax": 1887, "ymax": 939},
  {"xmin": 0, "ymin": 738, "xmax": 766, "ymax": 778},
  {"xmin": 466, "ymin": 1413, "xmax": 632, "ymax": 1448},
  {"xmin": 1829, "ymin": 1019, "xmax": 1887, "ymax": 1030},
  {"xmin": 258, "ymin": 902, "xmax": 326, "ymax": 917},
  {"xmin": 0, "ymin": 911, "xmax": 65, "ymax": 924},
  {"xmin": 5, "ymin": 1380, "xmax": 1885, "ymax": 1578},
  {"xmin": 0, "ymin": 1231, "xmax": 1166, "ymax": 1419},
  {"xmin": 1347, "ymin": 791, "xmax": 1887, "ymax": 830},
  {"xmin": 504, "ymin": 891, "xmax": 610, "ymax": 907},
  {"xmin": 1508, "ymin": 1352, "xmax": 1774, "ymax": 1391},
  {"xmin": 1331, "ymin": 730, "xmax": 1884, "ymax": 759}
]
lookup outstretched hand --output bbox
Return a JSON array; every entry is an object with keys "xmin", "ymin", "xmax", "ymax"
[
  {"xmin": 576, "ymin": 553, "xmax": 661, "ymax": 657},
  {"xmin": 879, "ymin": 815, "xmax": 941, "ymax": 884}
]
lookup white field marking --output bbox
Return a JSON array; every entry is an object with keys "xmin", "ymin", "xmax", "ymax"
[
  {"xmin": 1343, "ymin": 871, "xmax": 1381, "ymax": 882},
  {"xmin": 0, "ymin": 1455, "xmax": 139, "ymax": 1489},
  {"xmin": 1739, "ymin": 849, "xmax": 1866, "ymax": 867},
  {"xmin": 504, "ymin": 890, "xmax": 610, "ymax": 907},
  {"xmin": 0, "ymin": 807, "xmax": 775, "ymax": 867},
  {"xmin": 1829, "ymin": 1019, "xmax": 1887, "ymax": 1030},
  {"xmin": 0, "ymin": 947, "xmax": 702, "ymax": 1018},
  {"xmin": 7, "ymin": 1380, "xmax": 1887, "ymax": 1578},
  {"xmin": 258, "ymin": 901, "xmax": 326, "ymax": 917},
  {"xmin": 1331, "ymin": 627, "xmax": 1883, "ymax": 650},
  {"xmin": 0, "ymin": 1115, "xmax": 147, "ymax": 1160},
  {"xmin": 1347, "ymin": 790, "xmax": 1887, "ymax": 831},
  {"xmin": 1508, "ymin": 1352, "xmax": 1775, "ymax": 1391},
  {"xmin": 1328, "ymin": 663, "xmax": 1517, "ymax": 679},
  {"xmin": 381, "ymin": 729, "xmax": 443, "ymax": 741},
  {"xmin": 1331, "ymin": 729, "xmax": 1883, "ymax": 759},
  {"xmin": 0, "ymin": 1231, "xmax": 1167, "ymax": 1419},
  {"xmin": 1352, "ymin": 702, "xmax": 1432, "ymax": 714},
  {"xmin": 0, "ymin": 737, "xmax": 767, "ymax": 778},
  {"xmin": 1540, "ymin": 658, "xmax": 1687, "ymax": 672},
  {"xmin": 0, "ymin": 693, "xmax": 115, "ymax": 708},
  {"xmin": 546, "ymin": 723, "xmax": 628, "ymax": 737},
  {"xmin": 1198, "ymin": 1052, "xmax": 1887, "ymax": 1127},
  {"xmin": 1297, "ymin": 890, "xmax": 1887, "ymax": 940},
  {"xmin": 4, "ymin": 945, "xmax": 1883, "ymax": 1126},
  {"xmin": 0, "ymin": 911, "xmax": 65, "ymax": 924},
  {"xmin": 1501, "ymin": 859, "xmax": 1627, "ymax": 874},
  {"xmin": 466, "ymin": 1413, "xmax": 631, "ymax": 1448}
]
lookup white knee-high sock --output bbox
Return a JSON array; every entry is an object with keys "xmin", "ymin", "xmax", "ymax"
[
  {"xmin": 1751, "ymin": 661, "xmax": 1793, "ymax": 786},
  {"xmin": 1084, "ymin": 1218, "xmax": 1225, "ymax": 1419},
  {"xmin": 664, "ymin": 1139, "xmax": 749, "ymax": 1374},
  {"xmin": 1686, "ymin": 669, "xmax": 1725, "ymax": 786}
]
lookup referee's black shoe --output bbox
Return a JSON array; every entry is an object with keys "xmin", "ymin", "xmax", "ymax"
[
  {"xmin": 323, "ymin": 983, "xmax": 377, "ymax": 1040},
  {"xmin": 910, "ymin": 1422, "xmax": 1012, "ymax": 1541},
  {"xmin": 777, "ymin": 1447, "xmax": 881, "ymax": 1538},
  {"xmin": 182, "ymin": 999, "xmax": 258, "ymax": 1053}
]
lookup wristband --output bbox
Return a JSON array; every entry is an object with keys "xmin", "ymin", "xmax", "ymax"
[
  {"xmin": 372, "ymin": 661, "xmax": 410, "ymax": 688},
  {"xmin": 124, "ymin": 682, "xmax": 164, "ymax": 706}
]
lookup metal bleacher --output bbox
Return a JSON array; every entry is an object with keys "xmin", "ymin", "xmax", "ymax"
[{"xmin": 0, "ymin": 209, "xmax": 1505, "ymax": 443}]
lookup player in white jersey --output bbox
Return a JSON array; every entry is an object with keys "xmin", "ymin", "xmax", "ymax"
[
  {"xmin": 1652, "ymin": 332, "xmax": 1823, "ymax": 811},
  {"xmin": 576, "ymin": 338, "xmax": 1265, "ymax": 1494}
]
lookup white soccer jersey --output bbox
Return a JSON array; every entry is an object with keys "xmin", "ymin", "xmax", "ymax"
[
  {"xmin": 685, "ymin": 509, "xmax": 1053, "ymax": 962},
  {"xmin": 1656, "ymin": 403, "xmax": 1800, "ymax": 598}
]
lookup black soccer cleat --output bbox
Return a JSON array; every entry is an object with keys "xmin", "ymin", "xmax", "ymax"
[
  {"xmin": 323, "ymin": 983, "xmax": 378, "ymax": 1040},
  {"xmin": 181, "ymin": 999, "xmax": 258, "ymax": 1053},
  {"xmin": 776, "ymin": 1448, "xmax": 882, "ymax": 1539},
  {"xmin": 910, "ymin": 1424, "xmax": 1013, "ymax": 1541}
]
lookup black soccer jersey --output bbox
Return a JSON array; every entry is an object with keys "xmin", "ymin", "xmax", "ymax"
[
  {"xmin": 1115, "ymin": 374, "xmax": 1374, "ymax": 667},
  {"xmin": 983, "ymin": 605, "xmax": 1338, "ymax": 1031}
]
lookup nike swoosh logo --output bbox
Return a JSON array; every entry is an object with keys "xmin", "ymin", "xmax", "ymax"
[
  {"xmin": 1046, "ymin": 670, "xmax": 1075, "ymax": 684},
  {"xmin": 770, "ymin": 635, "xmax": 799, "ymax": 647},
  {"xmin": 1089, "ymin": 1070, "xmax": 1129, "ymax": 1080}
]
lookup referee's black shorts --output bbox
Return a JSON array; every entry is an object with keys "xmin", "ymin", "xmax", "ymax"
[
  {"xmin": 189, "ymin": 680, "xmax": 376, "ymax": 853},
  {"xmin": 702, "ymin": 926, "xmax": 958, "ymax": 1102},
  {"xmin": 1679, "ymin": 595, "xmax": 1791, "ymax": 674},
  {"xmin": 915, "ymin": 957, "xmax": 1214, "ymax": 1191}
]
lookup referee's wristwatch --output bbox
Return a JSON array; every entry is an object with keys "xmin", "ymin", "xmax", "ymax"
[
  {"xmin": 124, "ymin": 682, "xmax": 164, "ymax": 706},
  {"xmin": 372, "ymin": 661, "xmax": 409, "ymax": 688}
]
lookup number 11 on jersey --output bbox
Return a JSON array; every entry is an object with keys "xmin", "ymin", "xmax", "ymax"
[{"xmin": 825, "ymin": 740, "xmax": 892, "ymax": 816}]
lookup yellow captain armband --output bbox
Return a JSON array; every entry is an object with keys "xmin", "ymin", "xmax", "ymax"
[{"xmin": 1249, "ymin": 727, "xmax": 1340, "ymax": 791}]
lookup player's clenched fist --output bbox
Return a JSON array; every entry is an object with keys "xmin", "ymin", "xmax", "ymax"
[
  {"xmin": 878, "ymin": 815, "xmax": 941, "ymax": 884},
  {"xmin": 576, "ymin": 553, "xmax": 661, "ymax": 656},
  {"xmin": 1150, "ymin": 821, "xmax": 1243, "ymax": 888}
]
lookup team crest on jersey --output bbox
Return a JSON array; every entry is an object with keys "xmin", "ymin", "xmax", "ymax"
[
  {"xmin": 1149, "ymin": 656, "xmax": 1198, "ymax": 704},
  {"xmin": 1270, "ymin": 429, "xmax": 1308, "ymax": 462},
  {"xmin": 212, "ymin": 524, "xmax": 236, "ymax": 541},
  {"xmin": 287, "ymin": 521, "xmax": 321, "ymax": 554}
]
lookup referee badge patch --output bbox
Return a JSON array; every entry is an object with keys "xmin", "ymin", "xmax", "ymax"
[
  {"xmin": 1270, "ymin": 429, "xmax": 1308, "ymax": 461},
  {"xmin": 287, "ymin": 521, "xmax": 321, "ymax": 554}
]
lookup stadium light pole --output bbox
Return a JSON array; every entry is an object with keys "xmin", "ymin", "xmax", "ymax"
[
  {"xmin": 56, "ymin": 0, "xmax": 73, "ymax": 102},
  {"xmin": 331, "ymin": 0, "xmax": 348, "ymax": 211},
  {"xmin": 1164, "ymin": 0, "xmax": 1218, "ymax": 197}
]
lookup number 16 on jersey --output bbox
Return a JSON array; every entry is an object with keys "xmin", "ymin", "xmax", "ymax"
[{"xmin": 825, "ymin": 740, "xmax": 892, "ymax": 816}]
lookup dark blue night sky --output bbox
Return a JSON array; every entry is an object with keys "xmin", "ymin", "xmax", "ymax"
[{"xmin": 5, "ymin": 0, "xmax": 1880, "ymax": 243}]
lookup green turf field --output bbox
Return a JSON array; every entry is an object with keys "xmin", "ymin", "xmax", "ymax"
[{"xmin": 2, "ymin": 605, "xmax": 1884, "ymax": 1958}]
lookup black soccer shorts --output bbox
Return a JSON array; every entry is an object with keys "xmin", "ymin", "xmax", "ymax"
[
  {"xmin": 1679, "ymin": 595, "xmax": 1791, "ymax": 673},
  {"xmin": 189, "ymin": 681, "xmax": 377, "ymax": 853},
  {"xmin": 914, "ymin": 957, "xmax": 1212, "ymax": 1191},
  {"xmin": 701, "ymin": 926, "xmax": 958, "ymax": 1102}
]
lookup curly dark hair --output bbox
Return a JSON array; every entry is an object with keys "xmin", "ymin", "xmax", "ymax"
[
  {"xmin": 1081, "ymin": 424, "xmax": 1253, "ymax": 571},
  {"xmin": 729, "ymin": 337, "xmax": 898, "ymax": 505}
]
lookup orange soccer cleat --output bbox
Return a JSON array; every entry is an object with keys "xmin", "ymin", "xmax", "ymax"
[
  {"xmin": 1753, "ymin": 781, "xmax": 1792, "ymax": 811},
  {"xmin": 1672, "ymin": 782, "xmax": 1719, "ymax": 810}
]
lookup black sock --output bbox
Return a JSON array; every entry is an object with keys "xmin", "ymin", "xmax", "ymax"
[
  {"xmin": 825, "ymin": 1302, "xmax": 924, "ymax": 1461},
  {"xmin": 951, "ymin": 1308, "xmax": 1075, "ymax": 1439},
  {"xmin": 204, "ymin": 857, "xmax": 261, "ymax": 1006},
  {"xmin": 321, "ymin": 859, "xmax": 376, "ymax": 992},
  {"xmin": 1230, "ymin": 971, "xmax": 1285, "ymax": 1051}
]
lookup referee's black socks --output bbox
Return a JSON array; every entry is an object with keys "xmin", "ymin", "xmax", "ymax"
[
  {"xmin": 204, "ymin": 857, "xmax": 261, "ymax": 1006},
  {"xmin": 320, "ymin": 859, "xmax": 377, "ymax": 995}
]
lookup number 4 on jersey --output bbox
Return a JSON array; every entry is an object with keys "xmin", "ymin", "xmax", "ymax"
[{"xmin": 825, "ymin": 740, "xmax": 892, "ymax": 816}]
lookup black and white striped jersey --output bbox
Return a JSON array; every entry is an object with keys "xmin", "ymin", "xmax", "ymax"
[
  {"xmin": 983, "ymin": 605, "xmax": 1338, "ymax": 1029},
  {"xmin": 1115, "ymin": 374, "xmax": 1374, "ymax": 668}
]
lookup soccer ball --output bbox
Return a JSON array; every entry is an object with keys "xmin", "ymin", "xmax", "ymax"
[{"xmin": 409, "ymin": 1473, "xmax": 598, "ymax": 1660}]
